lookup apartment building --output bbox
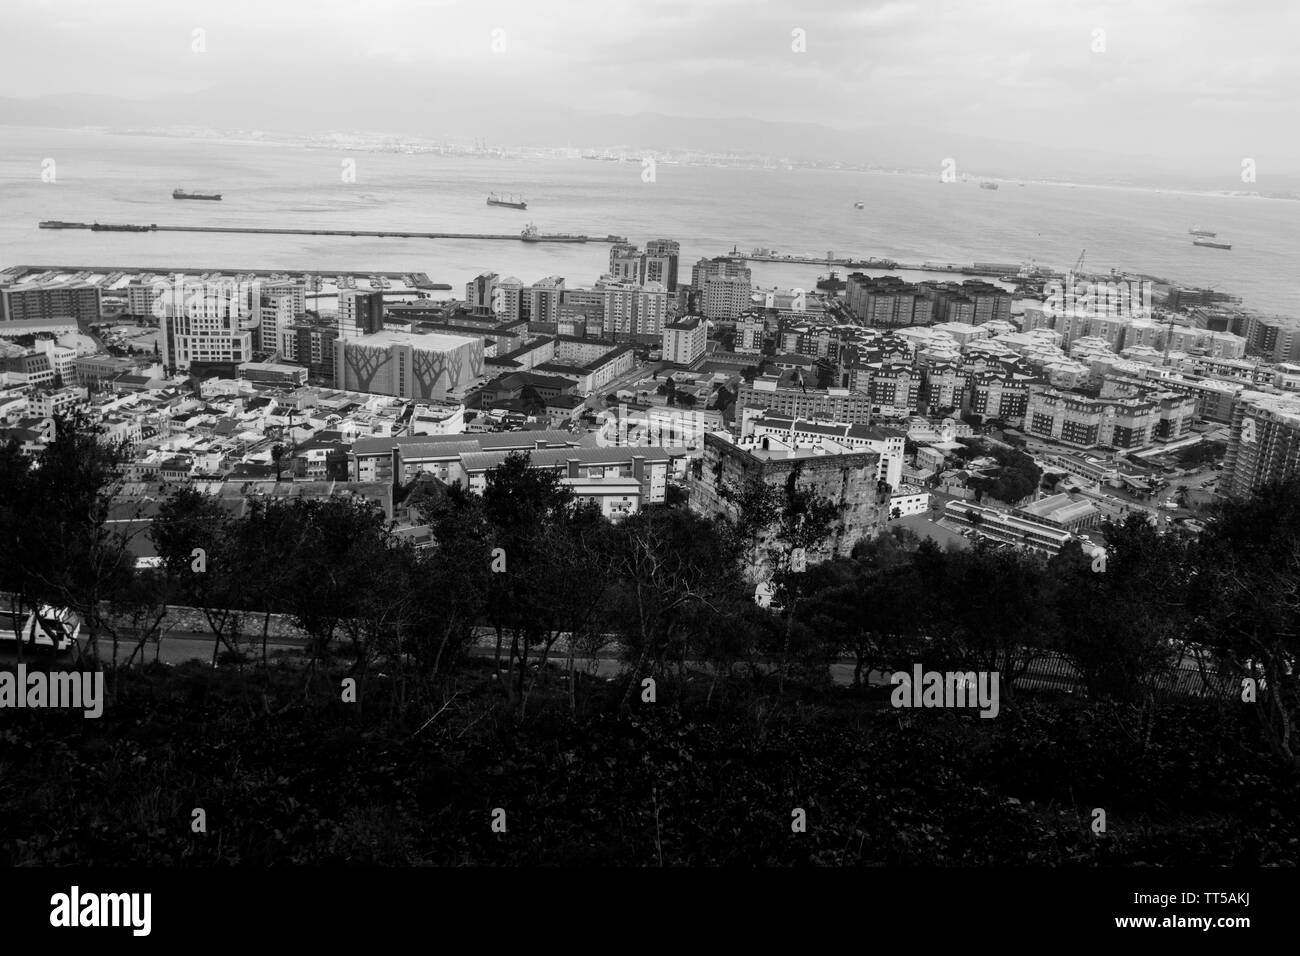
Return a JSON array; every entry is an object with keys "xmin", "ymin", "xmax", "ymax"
[
  {"xmin": 1, "ymin": 282, "xmax": 101, "ymax": 324},
  {"xmin": 662, "ymin": 315, "xmax": 707, "ymax": 366},
  {"xmin": 1221, "ymin": 390, "xmax": 1300, "ymax": 499},
  {"xmin": 738, "ymin": 375, "xmax": 874, "ymax": 424}
]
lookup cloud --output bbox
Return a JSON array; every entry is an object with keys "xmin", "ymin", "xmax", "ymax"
[{"xmin": 0, "ymin": 0, "xmax": 1294, "ymax": 173}]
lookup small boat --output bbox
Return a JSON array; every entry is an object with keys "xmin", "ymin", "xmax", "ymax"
[
  {"xmin": 853, "ymin": 201, "xmax": 865, "ymax": 209},
  {"xmin": 980, "ymin": 182, "xmax": 999, "ymax": 190}
]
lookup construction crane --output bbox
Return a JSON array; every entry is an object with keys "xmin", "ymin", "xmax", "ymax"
[{"xmin": 1073, "ymin": 249, "xmax": 1086, "ymax": 275}]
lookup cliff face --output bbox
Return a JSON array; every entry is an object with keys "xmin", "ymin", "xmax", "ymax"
[{"xmin": 689, "ymin": 433, "xmax": 886, "ymax": 583}]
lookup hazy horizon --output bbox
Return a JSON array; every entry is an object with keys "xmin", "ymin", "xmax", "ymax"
[{"xmin": 3, "ymin": 0, "xmax": 1298, "ymax": 189}]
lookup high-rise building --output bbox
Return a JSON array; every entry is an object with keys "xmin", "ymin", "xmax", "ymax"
[
  {"xmin": 288, "ymin": 320, "xmax": 340, "ymax": 386},
  {"xmin": 258, "ymin": 292, "xmax": 300, "ymax": 355},
  {"xmin": 528, "ymin": 276, "xmax": 567, "ymax": 326},
  {"xmin": 643, "ymin": 239, "xmax": 681, "ymax": 292},
  {"xmin": 1234, "ymin": 313, "xmax": 1300, "ymax": 364},
  {"xmin": 338, "ymin": 290, "xmax": 385, "ymax": 337},
  {"xmin": 491, "ymin": 277, "xmax": 525, "ymax": 322},
  {"xmin": 1221, "ymin": 390, "xmax": 1300, "ymax": 498},
  {"xmin": 701, "ymin": 275, "xmax": 751, "ymax": 322},
  {"xmin": 691, "ymin": 257, "xmax": 749, "ymax": 288},
  {"xmin": 609, "ymin": 244, "xmax": 642, "ymax": 282},
  {"xmin": 600, "ymin": 280, "xmax": 669, "ymax": 341},
  {"xmin": 465, "ymin": 273, "xmax": 499, "ymax": 316}
]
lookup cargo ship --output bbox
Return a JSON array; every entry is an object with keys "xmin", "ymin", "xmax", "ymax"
[
  {"xmin": 1193, "ymin": 238, "xmax": 1231, "ymax": 250},
  {"xmin": 487, "ymin": 192, "xmax": 527, "ymax": 210},
  {"xmin": 1189, "ymin": 225, "xmax": 1216, "ymax": 238},
  {"xmin": 39, "ymin": 220, "xmax": 87, "ymax": 229},
  {"xmin": 816, "ymin": 271, "xmax": 846, "ymax": 292},
  {"xmin": 520, "ymin": 223, "xmax": 587, "ymax": 243},
  {"xmin": 173, "ymin": 189, "xmax": 222, "ymax": 201},
  {"xmin": 90, "ymin": 222, "xmax": 157, "ymax": 232}
]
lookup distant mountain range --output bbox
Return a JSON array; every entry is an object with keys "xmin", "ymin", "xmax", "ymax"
[{"xmin": 3, "ymin": 91, "xmax": 1297, "ymax": 196}]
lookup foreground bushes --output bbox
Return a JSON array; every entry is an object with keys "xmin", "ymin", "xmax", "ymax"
[{"xmin": 1, "ymin": 661, "xmax": 1294, "ymax": 866}]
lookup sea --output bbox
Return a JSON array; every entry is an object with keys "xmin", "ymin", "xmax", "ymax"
[{"xmin": 1, "ymin": 126, "xmax": 1296, "ymax": 315}]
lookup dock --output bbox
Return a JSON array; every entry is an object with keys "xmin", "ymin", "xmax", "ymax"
[
  {"xmin": 2, "ymin": 264, "xmax": 443, "ymax": 291},
  {"xmin": 720, "ymin": 249, "xmax": 1068, "ymax": 280},
  {"xmin": 37, "ymin": 221, "xmax": 626, "ymax": 243}
]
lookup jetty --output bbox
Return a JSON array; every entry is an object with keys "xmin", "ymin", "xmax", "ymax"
[{"xmin": 37, "ymin": 221, "xmax": 626, "ymax": 243}]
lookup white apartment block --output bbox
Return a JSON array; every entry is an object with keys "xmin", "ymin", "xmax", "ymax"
[{"xmin": 662, "ymin": 316, "xmax": 706, "ymax": 365}]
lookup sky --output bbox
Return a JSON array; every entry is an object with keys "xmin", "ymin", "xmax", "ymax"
[{"xmin": 3, "ymin": 0, "xmax": 1298, "ymax": 178}]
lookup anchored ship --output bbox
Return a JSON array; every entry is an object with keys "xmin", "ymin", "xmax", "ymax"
[
  {"xmin": 520, "ymin": 223, "xmax": 587, "ymax": 243},
  {"xmin": 816, "ymin": 271, "xmax": 845, "ymax": 292},
  {"xmin": 1193, "ymin": 237, "xmax": 1231, "ymax": 250},
  {"xmin": 1189, "ymin": 225, "xmax": 1217, "ymax": 238},
  {"xmin": 487, "ymin": 192, "xmax": 528, "ymax": 210},
  {"xmin": 173, "ymin": 189, "xmax": 222, "ymax": 201}
]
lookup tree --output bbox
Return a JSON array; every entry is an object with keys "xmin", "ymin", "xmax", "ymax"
[
  {"xmin": 270, "ymin": 443, "xmax": 286, "ymax": 483},
  {"xmin": 1046, "ymin": 515, "xmax": 1188, "ymax": 709},
  {"xmin": 611, "ymin": 507, "xmax": 740, "ymax": 708},
  {"xmin": 14, "ymin": 413, "xmax": 148, "ymax": 669},
  {"xmin": 464, "ymin": 452, "xmax": 592, "ymax": 710},
  {"xmin": 151, "ymin": 486, "xmax": 245, "ymax": 665},
  {"xmin": 1191, "ymin": 478, "xmax": 1300, "ymax": 769},
  {"xmin": 802, "ymin": 562, "xmax": 926, "ymax": 687},
  {"xmin": 915, "ymin": 540, "xmax": 1056, "ymax": 695},
  {"xmin": 721, "ymin": 468, "xmax": 842, "ymax": 692}
]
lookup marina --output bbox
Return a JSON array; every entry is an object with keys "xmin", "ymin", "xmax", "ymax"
[{"xmin": 0, "ymin": 263, "xmax": 444, "ymax": 292}]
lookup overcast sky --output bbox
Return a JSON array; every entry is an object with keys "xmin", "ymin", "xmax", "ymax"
[{"xmin": 4, "ymin": 0, "xmax": 1297, "ymax": 173}]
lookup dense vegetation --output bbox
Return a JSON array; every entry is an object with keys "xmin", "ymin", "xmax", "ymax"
[
  {"xmin": 1, "ymin": 415, "xmax": 1297, "ymax": 866},
  {"xmin": 953, "ymin": 437, "xmax": 1043, "ymax": 505}
]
